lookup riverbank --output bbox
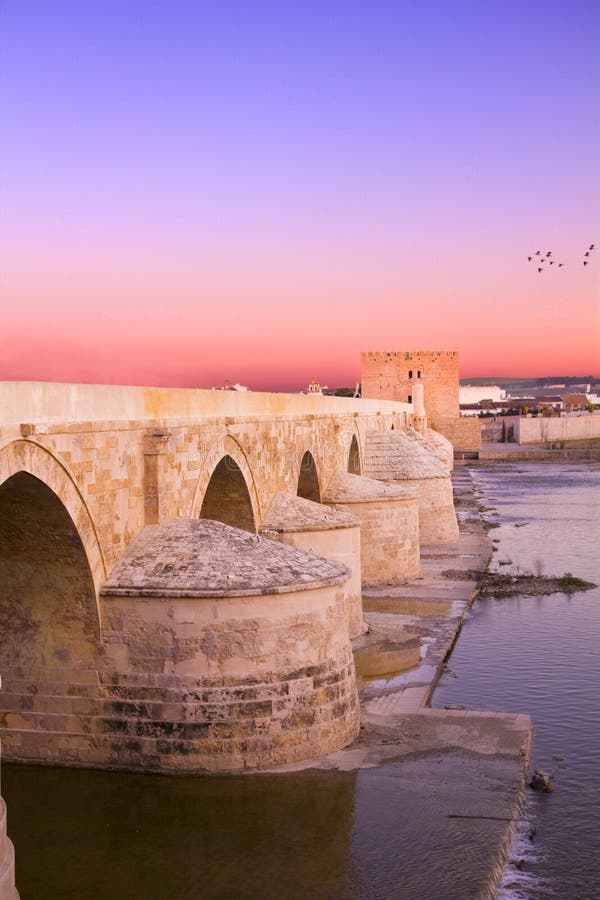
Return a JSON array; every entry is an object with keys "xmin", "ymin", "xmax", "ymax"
[
  {"xmin": 432, "ymin": 459, "xmax": 600, "ymax": 898},
  {"xmin": 475, "ymin": 441, "xmax": 600, "ymax": 461},
  {"xmin": 312, "ymin": 463, "xmax": 531, "ymax": 765},
  {"xmin": 302, "ymin": 463, "xmax": 533, "ymax": 897}
]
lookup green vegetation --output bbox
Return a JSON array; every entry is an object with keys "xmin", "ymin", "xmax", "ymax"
[
  {"xmin": 442, "ymin": 568, "xmax": 597, "ymax": 597},
  {"xmin": 324, "ymin": 387, "xmax": 357, "ymax": 397},
  {"xmin": 557, "ymin": 572, "xmax": 589, "ymax": 590}
]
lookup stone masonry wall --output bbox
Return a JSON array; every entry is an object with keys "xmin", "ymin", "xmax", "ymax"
[
  {"xmin": 361, "ymin": 351, "xmax": 460, "ymax": 427},
  {"xmin": 403, "ymin": 477, "xmax": 459, "ymax": 544},
  {"xmin": 515, "ymin": 413, "xmax": 600, "ymax": 445},
  {"xmin": 97, "ymin": 582, "xmax": 360, "ymax": 773},
  {"xmin": 1, "ymin": 408, "xmax": 411, "ymax": 574},
  {"xmin": 328, "ymin": 498, "xmax": 421, "ymax": 586},
  {"xmin": 263, "ymin": 526, "xmax": 364, "ymax": 639},
  {"xmin": 1, "ymin": 584, "xmax": 360, "ymax": 774},
  {"xmin": 361, "ymin": 351, "xmax": 481, "ymax": 451},
  {"xmin": 435, "ymin": 415, "xmax": 482, "ymax": 452}
]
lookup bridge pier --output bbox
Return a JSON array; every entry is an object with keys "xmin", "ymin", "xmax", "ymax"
[
  {"xmin": 364, "ymin": 430, "xmax": 459, "ymax": 545},
  {"xmin": 98, "ymin": 520, "xmax": 359, "ymax": 773},
  {"xmin": 323, "ymin": 473, "xmax": 421, "ymax": 585},
  {"xmin": 259, "ymin": 490, "xmax": 365, "ymax": 638}
]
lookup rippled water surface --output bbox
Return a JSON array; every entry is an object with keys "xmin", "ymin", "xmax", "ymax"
[{"xmin": 433, "ymin": 461, "xmax": 600, "ymax": 899}]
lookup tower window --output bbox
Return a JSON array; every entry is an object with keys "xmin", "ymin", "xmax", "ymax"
[
  {"xmin": 408, "ymin": 369, "xmax": 413, "ymax": 379},
  {"xmin": 417, "ymin": 370, "xmax": 421, "ymax": 378},
  {"xmin": 408, "ymin": 395, "xmax": 412, "ymax": 403}
]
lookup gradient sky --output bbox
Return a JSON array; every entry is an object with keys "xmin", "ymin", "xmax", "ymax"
[{"xmin": 1, "ymin": 1, "xmax": 599, "ymax": 390}]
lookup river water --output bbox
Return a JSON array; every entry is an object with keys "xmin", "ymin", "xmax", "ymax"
[
  {"xmin": 433, "ymin": 461, "xmax": 600, "ymax": 899},
  {"xmin": 3, "ymin": 460, "xmax": 599, "ymax": 898}
]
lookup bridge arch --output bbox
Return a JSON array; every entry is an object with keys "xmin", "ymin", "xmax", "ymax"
[
  {"xmin": 0, "ymin": 439, "xmax": 106, "ymax": 593},
  {"xmin": 192, "ymin": 435, "xmax": 260, "ymax": 533},
  {"xmin": 0, "ymin": 471, "xmax": 101, "ymax": 677},
  {"xmin": 297, "ymin": 450, "xmax": 321, "ymax": 503}
]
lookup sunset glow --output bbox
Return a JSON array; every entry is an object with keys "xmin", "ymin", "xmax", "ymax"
[{"xmin": 1, "ymin": 1, "xmax": 599, "ymax": 390}]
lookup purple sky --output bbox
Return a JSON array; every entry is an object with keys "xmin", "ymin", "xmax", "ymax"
[{"xmin": 1, "ymin": 1, "xmax": 599, "ymax": 389}]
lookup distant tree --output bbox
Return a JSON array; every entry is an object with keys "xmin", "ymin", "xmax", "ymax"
[{"xmin": 325, "ymin": 387, "xmax": 355, "ymax": 397}]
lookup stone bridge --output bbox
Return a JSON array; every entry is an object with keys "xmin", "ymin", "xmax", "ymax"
[{"xmin": 0, "ymin": 381, "xmax": 456, "ymax": 776}]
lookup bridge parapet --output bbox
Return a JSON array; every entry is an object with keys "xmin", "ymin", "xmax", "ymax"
[
  {"xmin": 0, "ymin": 381, "xmax": 410, "ymax": 426},
  {"xmin": 0, "ymin": 383, "xmax": 411, "ymax": 575}
]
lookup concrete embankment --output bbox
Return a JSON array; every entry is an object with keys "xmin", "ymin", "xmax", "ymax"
[
  {"xmin": 478, "ymin": 441, "xmax": 600, "ymax": 461},
  {"xmin": 311, "ymin": 461, "xmax": 533, "ymax": 898}
]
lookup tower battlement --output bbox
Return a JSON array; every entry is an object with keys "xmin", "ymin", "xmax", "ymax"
[{"xmin": 361, "ymin": 350, "xmax": 480, "ymax": 452}]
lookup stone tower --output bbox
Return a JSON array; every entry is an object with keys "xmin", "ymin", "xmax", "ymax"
[
  {"xmin": 361, "ymin": 350, "xmax": 480, "ymax": 452},
  {"xmin": 361, "ymin": 351, "xmax": 459, "ymax": 428}
]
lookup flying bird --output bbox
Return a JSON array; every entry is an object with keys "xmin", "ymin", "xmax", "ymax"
[
  {"xmin": 549, "ymin": 261, "xmax": 555, "ymax": 265},
  {"xmin": 546, "ymin": 251, "xmax": 552, "ymax": 257},
  {"xmin": 558, "ymin": 263, "xmax": 564, "ymax": 267},
  {"xmin": 535, "ymin": 250, "xmax": 541, "ymax": 255},
  {"xmin": 584, "ymin": 261, "xmax": 589, "ymax": 267},
  {"xmin": 528, "ymin": 256, "xmax": 533, "ymax": 262},
  {"xmin": 538, "ymin": 267, "xmax": 543, "ymax": 273},
  {"xmin": 589, "ymin": 244, "xmax": 595, "ymax": 250},
  {"xmin": 584, "ymin": 252, "xmax": 590, "ymax": 257}
]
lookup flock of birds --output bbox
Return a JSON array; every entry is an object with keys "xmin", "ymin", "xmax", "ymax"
[{"xmin": 528, "ymin": 244, "xmax": 595, "ymax": 273}]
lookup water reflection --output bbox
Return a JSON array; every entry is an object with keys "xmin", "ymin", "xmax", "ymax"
[
  {"xmin": 3, "ymin": 755, "xmax": 520, "ymax": 900},
  {"xmin": 3, "ymin": 765, "xmax": 359, "ymax": 900}
]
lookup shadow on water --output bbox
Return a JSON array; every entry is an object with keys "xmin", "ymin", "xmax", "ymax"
[
  {"xmin": 3, "ymin": 755, "xmax": 519, "ymax": 900},
  {"xmin": 3, "ymin": 764, "xmax": 359, "ymax": 900}
]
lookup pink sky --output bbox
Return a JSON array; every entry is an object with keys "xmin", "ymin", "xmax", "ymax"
[{"xmin": 1, "ymin": 3, "xmax": 599, "ymax": 390}]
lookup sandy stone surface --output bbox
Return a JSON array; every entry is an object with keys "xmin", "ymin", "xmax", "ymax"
[
  {"xmin": 101, "ymin": 519, "xmax": 350, "ymax": 598},
  {"xmin": 259, "ymin": 490, "xmax": 359, "ymax": 532},
  {"xmin": 323, "ymin": 471, "xmax": 418, "ymax": 502},
  {"xmin": 364, "ymin": 429, "xmax": 449, "ymax": 480}
]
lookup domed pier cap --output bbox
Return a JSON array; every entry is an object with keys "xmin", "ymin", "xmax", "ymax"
[
  {"xmin": 323, "ymin": 471, "xmax": 418, "ymax": 503},
  {"xmin": 101, "ymin": 519, "xmax": 350, "ymax": 598},
  {"xmin": 364, "ymin": 430, "xmax": 448, "ymax": 481},
  {"xmin": 259, "ymin": 491, "xmax": 360, "ymax": 534},
  {"xmin": 424, "ymin": 428, "xmax": 454, "ymax": 470},
  {"xmin": 403, "ymin": 426, "xmax": 454, "ymax": 471},
  {"xmin": 260, "ymin": 491, "xmax": 364, "ymax": 639},
  {"xmin": 364, "ymin": 430, "xmax": 458, "ymax": 545}
]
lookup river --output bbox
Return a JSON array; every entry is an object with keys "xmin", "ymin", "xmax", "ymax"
[
  {"xmin": 433, "ymin": 460, "xmax": 600, "ymax": 899},
  {"xmin": 3, "ymin": 460, "xmax": 599, "ymax": 898}
]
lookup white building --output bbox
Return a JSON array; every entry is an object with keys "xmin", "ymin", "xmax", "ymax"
[{"xmin": 459, "ymin": 385, "xmax": 505, "ymax": 405}]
